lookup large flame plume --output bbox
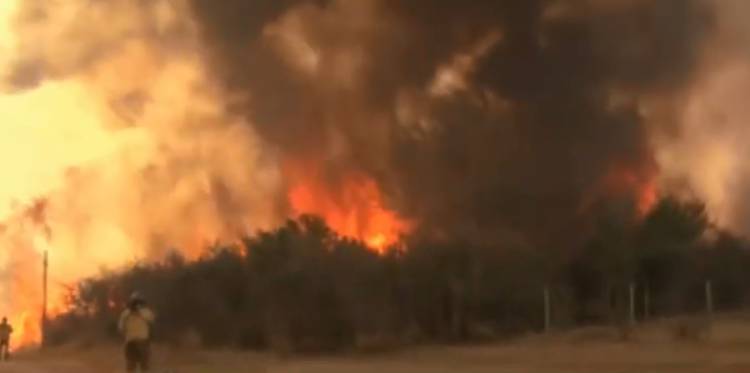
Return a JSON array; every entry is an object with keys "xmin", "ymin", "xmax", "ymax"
[{"xmin": 0, "ymin": 0, "xmax": 281, "ymax": 347}]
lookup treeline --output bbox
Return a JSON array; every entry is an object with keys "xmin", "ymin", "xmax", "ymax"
[{"xmin": 47, "ymin": 197, "xmax": 750, "ymax": 352}]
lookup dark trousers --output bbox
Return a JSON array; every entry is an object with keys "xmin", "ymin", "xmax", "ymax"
[
  {"xmin": 0, "ymin": 339, "xmax": 9, "ymax": 361},
  {"xmin": 125, "ymin": 340, "xmax": 151, "ymax": 372}
]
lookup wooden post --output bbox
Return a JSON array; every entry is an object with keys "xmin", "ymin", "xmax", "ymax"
[
  {"xmin": 41, "ymin": 250, "xmax": 48, "ymax": 348},
  {"xmin": 705, "ymin": 280, "xmax": 713, "ymax": 317},
  {"xmin": 544, "ymin": 285, "xmax": 551, "ymax": 333},
  {"xmin": 629, "ymin": 282, "xmax": 636, "ymax": 325},
  {"xmin": 643, "ymin": 283, "xmax": 650, "ymax": 320}
]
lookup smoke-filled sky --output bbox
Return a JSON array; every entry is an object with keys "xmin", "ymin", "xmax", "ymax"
[{"xmin": 0, "ymin": 0, "xmax": 749, "ymax": 344}]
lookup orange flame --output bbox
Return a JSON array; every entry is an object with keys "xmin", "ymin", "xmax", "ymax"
[
  {"xmin": 603, "ymin": 164, "xmax": 659, "ymax": 216},
  {"xmin": 286, "ymin": 163, "xmax": 412, "ymax": 252},
  {"xmin": 0, "ymin": 200, "xmax": 71, "ymax": 350},
  {"xmin": 10, "ymin": 312, "xmax": 37, "ymax": 349}
]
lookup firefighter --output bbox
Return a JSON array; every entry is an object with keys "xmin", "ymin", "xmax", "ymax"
[
  {"xmin": 118, "ymin": 292, "xmax": 156, "ymax": 372},
  {"xmin": 0, "ymin": 317, "xmax": 12, "ymax": 361}
]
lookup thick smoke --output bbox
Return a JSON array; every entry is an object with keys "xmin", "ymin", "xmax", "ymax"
[
  {"xmin": 653, "ymin": 0, "xmax": 750, "ymax": 236},
  {"xmin": 186, "ymin": 0, "xmax": 713, "ymax": 246},
  {"xmin": 1, "ymin": 0, "xmax": 720, "ymax": 250}
]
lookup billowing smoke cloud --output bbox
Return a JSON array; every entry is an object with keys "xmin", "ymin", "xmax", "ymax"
[
  {"xmin": 2, "ymin": 0, "xmax": 282, "ymax": 256},
  {"xmin": 185, "ymin": 0, "xmax": 713, "ymax": 245},
  {"xmin": 653, "ymin": 0, "xmax": 750, "ymax": 236},
  {"xmin": 0, "ymin": 0, "xmax": 724, "ymax": 256}
]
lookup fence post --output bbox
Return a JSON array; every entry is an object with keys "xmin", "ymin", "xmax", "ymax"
[
  {"xmin": 643, "ymin": 283, "xmax": 650, "ymax": 320},
  {"xmin": 629, "ymin": 282, "xmax": 636, "ymax": 325},
  {"xmin": 705, "ymin": 280, "xmax": 713, "ymax": 316},
  {"xmin": 544, "ymin": 285, "xmax": 551, "ymax": 333}
]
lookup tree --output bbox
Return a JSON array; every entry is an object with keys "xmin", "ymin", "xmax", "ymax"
[{"xmin": 635, "ymin": 197, "xmax": 708, "ymax": 314}]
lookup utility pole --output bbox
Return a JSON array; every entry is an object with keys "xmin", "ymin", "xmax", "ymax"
[{"xmin": 41, "ymin": 250, "xmax": 48, "ymax": 348}]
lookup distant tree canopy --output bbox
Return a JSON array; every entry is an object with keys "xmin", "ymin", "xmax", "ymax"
[{"xmin": 48, "ymin": 196, "xmax": 750, "ymax": 352}]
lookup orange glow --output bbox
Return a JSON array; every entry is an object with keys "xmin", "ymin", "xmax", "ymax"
[
  {"xmin": 638, "ymin": 181, "xmax": 658, "ymax": 216},
  {"xmin": 0, "ymin": 0, "xmax": 280, "ymax": 348},
  {"xmin": 0, "ymin": 200, "xmax": 74, "ymax": 350},
  {"xmin": 287, "ymin": 163, "xmax": 411, "ymax": 252},
  {"xmin": 11, "ymin": 312, "xmax": 36, "ymax": 349},
  {"xmin": 603, "ymin": 164, "xmax": 659, "ymax": 216}
]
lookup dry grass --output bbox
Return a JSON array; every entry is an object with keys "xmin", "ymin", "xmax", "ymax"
[{"xmin": 12, "ymin": 314, "xmax": 750, "ymax": 373}]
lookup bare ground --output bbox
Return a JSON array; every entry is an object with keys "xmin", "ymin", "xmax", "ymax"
[{"xmin": 9, "ymin": 315, "xmax": 750, "ymax": 373}]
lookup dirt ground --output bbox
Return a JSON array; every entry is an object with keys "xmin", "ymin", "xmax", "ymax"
[{"xmin": 8, "ymin": 315, "xmax": 750, "ymax": 373}]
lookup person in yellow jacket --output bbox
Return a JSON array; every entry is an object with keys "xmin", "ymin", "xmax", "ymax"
[{"xmin": 118, "ymin": 292, "xmax": 156, "ymax": 372}]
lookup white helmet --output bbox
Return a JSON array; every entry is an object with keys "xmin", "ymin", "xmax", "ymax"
[{"xmin": 129, "ymin": 291, "xmax": 144, "ymax": 303}]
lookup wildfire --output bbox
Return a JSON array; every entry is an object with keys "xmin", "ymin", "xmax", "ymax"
[
  {"xmin": 287, "ymin": 163, "xmax": 411, "ymax": 252},
  {"xmin": 0, "ymin": 0, "xmax": 735, "ymax": 353}
]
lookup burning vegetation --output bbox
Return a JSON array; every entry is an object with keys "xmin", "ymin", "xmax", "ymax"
[
  {"xmin": 286, "ymin": 161, "xmax": 412, "ymax": 251},
  {"xmin": 0, "ymin": 0, "xmax": 749, "ymax": 350}
]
